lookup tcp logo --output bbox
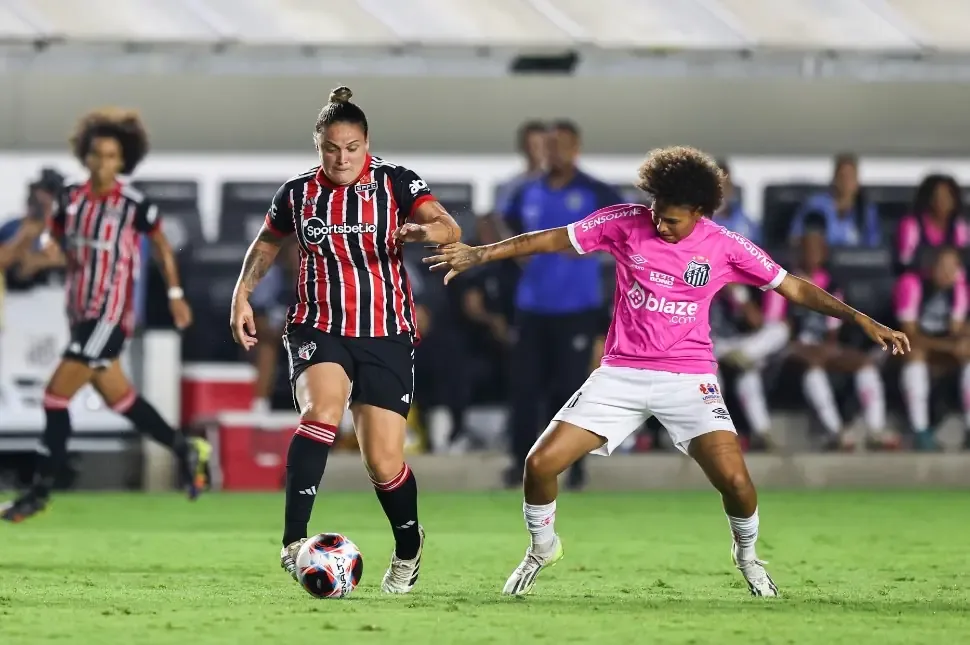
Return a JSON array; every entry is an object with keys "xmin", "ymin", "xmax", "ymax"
[{"xmin": 302, "ymin": 217, "xmax": 378, "ymax": 244}]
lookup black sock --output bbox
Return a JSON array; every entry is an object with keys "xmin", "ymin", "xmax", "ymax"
[
  {"xmin": 372, "ymin": 464, "xmax": 420, "ymax": 560},
  {"xmin": 113, "ymin": 392, "xmax": 187, "ymax": 457},
  {"xmin": 34, "ymin": 394, "xmax": 74, "ymax": 497},
  {"xmin": 282, "ymin": 420, "xmax": 336, "ymax": 546}
]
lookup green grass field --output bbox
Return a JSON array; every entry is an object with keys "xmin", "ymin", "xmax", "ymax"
[{"xmin": 1, "ymin": 490, "xmax": 969, "ymax": 644}]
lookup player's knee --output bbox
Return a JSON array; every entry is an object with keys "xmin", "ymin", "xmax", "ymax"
[
  {"xmin": 362, "ymin": 453, "xmax": 405, "ymax": 484},
  {"xmin": 299, "ymin": 402, "xmax": 345, "ymax": 428},
  {"xmin": 721, "ymin": 469, "xmax": 756, "ymax": 504},
  {"xmin": 903, "ymin": 348, "xmax": 926, "ymax": 363},
  {"xmin": 524, "ymin": 448, "xmax": 559, "ymax": 480}
]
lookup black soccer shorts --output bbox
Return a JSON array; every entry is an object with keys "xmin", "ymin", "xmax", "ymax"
[
  {"xmin": 63, "ymin": 319, "xmax": 127, "ymax": 369},
  {"xmin": 284, "ymin": 324, "xmax": 415, "ymax": 418}
]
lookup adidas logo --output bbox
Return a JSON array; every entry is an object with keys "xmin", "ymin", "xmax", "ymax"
[
  {"xmin": 299, "ymin": 486, "xmax": 317, "ymax": 496},
  {"xmin": 400, "ymin": 393, "xmax": 411, "ymax": 403},
  {"xmin": 395, "ymin": 520, "xmax": 416, "ymax": 530}
]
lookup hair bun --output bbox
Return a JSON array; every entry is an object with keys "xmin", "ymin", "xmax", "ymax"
[{"xmin": 329, "ymin": 86, "xmax": 353, "ymax": 104}]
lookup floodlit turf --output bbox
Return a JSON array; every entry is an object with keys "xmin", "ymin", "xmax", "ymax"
[{"xmin": 1, "ymin": 490, "xmax": 969, "ymax": 644}]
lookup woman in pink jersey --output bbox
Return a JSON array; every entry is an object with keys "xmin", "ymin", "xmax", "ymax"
[
  {"xmin": 896, "ymin": 174, "xmax": 968, "ymax": 272},
  {"xmin": 767, "ymin": 217, "xmax": 898, "ymax": 452},
  {"xmin": 425, "ymin": 146, "xmax": 909, "ymax": 598}
]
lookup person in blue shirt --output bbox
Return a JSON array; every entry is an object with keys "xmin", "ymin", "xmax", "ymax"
[
  {"xmin": 478, "ymin": 120, "xmax": 548, "ymax": 245},
  {"xmin": 790, "ymin": 153, "xmax": 881, "ymax": 247},
  {"xmin": 499, "ymin": 120, "xmax": 622, "ymax": 490},
  {"xmin": 712, "ymin": 159, "xmax": 760, "ymax": 244}
]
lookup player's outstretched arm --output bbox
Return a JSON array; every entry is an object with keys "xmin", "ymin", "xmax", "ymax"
[
  {"xmin": 423, "ymin": 227, "xmax": 571, "ymax": 284},
  {"xmin": 394, "ymin": 200, "xmax": 461, "ymax": 245},
  {"xmin": 774, "ymin": 273, "xmax": 910, "ymax": 354},
  {"xmin": 231, "ymin": 223, "xmax": 284, "ymax": 350}
]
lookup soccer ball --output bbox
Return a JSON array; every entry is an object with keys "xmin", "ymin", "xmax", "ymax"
[{"xmin": 295, "ymin": 533, "xmax": 364, "ymax": 599}]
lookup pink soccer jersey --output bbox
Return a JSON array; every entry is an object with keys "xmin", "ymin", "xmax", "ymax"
[
  {"xmin": 896, "ymin": 213, "xmax": 970, "ymax": 267},
  {"xmin": 567, "ymin": 204, "xmax": 788, "ymax": 374},
  {"xmin": 894, "ymin": 271, "xmax": 968, "ymax": 331}
]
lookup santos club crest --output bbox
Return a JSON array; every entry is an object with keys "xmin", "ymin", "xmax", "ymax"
[{"xmin": 683, "ymin": 256, "xmax": 711, "ymax": 288}]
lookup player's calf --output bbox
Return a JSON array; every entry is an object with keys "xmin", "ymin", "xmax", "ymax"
[{"xmin": 688, "ymin": 431, "xmax": 778, "ymax": 596}]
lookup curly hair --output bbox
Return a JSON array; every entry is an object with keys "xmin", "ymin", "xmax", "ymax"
[
  {"xmin": 635, "ymin": 146, "xmax": 725, "ymax": 215},
  {"xmin": 913, "ymin": 173, "xmax": 963, "ymax": 218},
  {"xmin": 70, "ymin": 107, "xmax": 149, "ymax": 175}
]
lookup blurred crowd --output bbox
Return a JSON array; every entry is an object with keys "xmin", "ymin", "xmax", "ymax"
[{"xmin": 4, "ymin": 124, "xmax": 970, "ymax": 464}]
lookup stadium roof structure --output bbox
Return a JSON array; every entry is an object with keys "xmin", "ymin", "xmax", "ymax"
[{"xmin": 2, "ymin": 0, "xmax": 970, "ymax": 80}]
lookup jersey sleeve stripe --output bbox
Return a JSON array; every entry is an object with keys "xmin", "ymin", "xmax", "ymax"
[
  {"xmin": 263, "ymin": 214, "xmax": 287, "ymax": 237},
  {"xmin": 566, "ymin": 223, "xmax": 586, "ymax": 255},
  {"xmin": 409, "ymin": 194, "xmax": 436, "ymax": 219},
  {"xmin": 761, "ymin": 268, "xmax": 787, "ymax": 291}
]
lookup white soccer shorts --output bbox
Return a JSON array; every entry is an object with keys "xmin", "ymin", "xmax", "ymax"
[{"xmin": 552, "ymin": 366, "xmax": 736, "ymax": 456}]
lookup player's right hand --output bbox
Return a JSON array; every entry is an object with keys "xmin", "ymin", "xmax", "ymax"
[
  {"xmin": 422, "ymin": 243, "xmax": 486, "ymax": 285},
  {"xmin": 230, "ymin": 297, "xmax": 258, "ymax": 350}
]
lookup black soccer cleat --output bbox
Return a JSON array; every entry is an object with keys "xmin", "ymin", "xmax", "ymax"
[{"xmin": 1, "ymin": 492, "xmax": 50, "ymax": 523}]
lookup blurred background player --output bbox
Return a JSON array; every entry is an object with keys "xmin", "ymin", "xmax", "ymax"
[
  {"xmin": 894, "ymin": 246, "xmax": 970, "ymax": 451},
  {"xmin": 768, "ymin": 216, "xmax": 897, "ymax": 451},
  {"xmin": 790, "ymin": 153, "xmax": 881, "ymax": 248},
  {"xmin": 248, "ymin": 241, "xmax": 298, "ymax": 412},
  {"xmin": 710, "ymin": 284, "xmax": 788, "ymax": 450},
  {"xmin": 1, "ymin": 108, "xmax": 207, "ymax": 522},
  {"xmin": 425, "ymin": 145, "xmax": 910, "ymax": 598},
  {"xmin": 896, "ymin": 174, "xmax": 968, "ymax": 272},
  {"xmin": 230, "ymin": 87, "xmax": 461, "ymax": 594},
  {"xmin": 497, "ymin": 120, "xmax": 623, "ymax": 489},
  {"xmin": 478, "ymin": 120, "xmax": 548, "ymax": 245},
  {"xmin": 712, "ymin": 159, "xmax": 761, "ymax": 243}
]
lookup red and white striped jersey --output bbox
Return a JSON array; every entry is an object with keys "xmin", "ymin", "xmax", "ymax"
[
  {"xmin": 264, "ymin": 155, "xmax": 436, "ymax": 338},
  {"xmin": 50, "ymin": 181, "xmax": 159, "ymax": 334}
]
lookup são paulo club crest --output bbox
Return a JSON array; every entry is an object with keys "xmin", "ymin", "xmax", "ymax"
[
  {"xmin": 355, "ymin": 180, "xmax": 378, "ymax": 201},
  {"xmin": 683, "ymin": 256, "xmax": 711, "ymax": 288},
  {"xmin": 297, "ymin": 341, "xmax": 317, "ymax": 361}
]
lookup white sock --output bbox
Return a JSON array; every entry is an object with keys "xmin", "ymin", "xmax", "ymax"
[
  {"xmin": 802, "ymin": 367, "xmax": 842, "ymax": 434},
  {"xmin": 854, "ymin": 365, "xmax": 886, "ymax": 432},
  {"xmin": 523, "ymin": 500, "xmax": 557, "ymax": 553},
  {"xmin": 427, "ymin": 406, "xmax": 454, "ymax": 453},
  {"xmin": 735, "ymin": 369, "xmax": 772, "ymax": 435},
  {"xmin": 728, "ymin": 508, "xmax": 760, "ymax": 562},
  {"xmin": 901, "ymin": 361, "xmax": 930, "ymax": 431},
  {"xmin": 961, "ymin": 364, "xmax": 970, "ymax": 428}
]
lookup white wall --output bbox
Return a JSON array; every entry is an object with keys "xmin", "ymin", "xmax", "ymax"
[
  {"xmin": 3, "ymin": 75, "xmax": 970, "ymax": 155},
  {"xmin": 5, "ymin": 152, "xmax": 970, "ymax": 236}
]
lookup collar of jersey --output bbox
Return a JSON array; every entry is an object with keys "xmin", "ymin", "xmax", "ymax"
[
  {"xmin": 315, "ymin": 155, "xmax": 373, "ymax": 190},
  {"xmin": 82, "ymin": 179, "xmax": 123, "ymax": 201}
]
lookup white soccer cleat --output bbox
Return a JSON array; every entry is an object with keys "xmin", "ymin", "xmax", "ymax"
[
  {"xmin": 732, "ymin": 541, "xmax": 779, "ymax": 597},
  {"xmin": 280, "ymin": 538, "xmax": 308, "ymax": 581},
  {"xmin": 381, "ymin": 525, "xmax": 425, "ymax": 594},
  {"xmin": 502, "ymin": 536, "xmax": 564, "ymax": 596}
]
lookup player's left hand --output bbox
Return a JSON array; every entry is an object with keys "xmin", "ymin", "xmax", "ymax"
[
  {"xmin": 858, "ymin": 316, "xmax": 910, "ymax": 355},
  {"xmin": 393, "ymin": 223, "xmax": 431, "ymax": 243},
  {"xmin": 169, "ymin": 297, "xmax": 193, "ymax": 330},
  {"xmin": 423, "ymin": 242, "xmax": 486, "ymax": 285}
]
